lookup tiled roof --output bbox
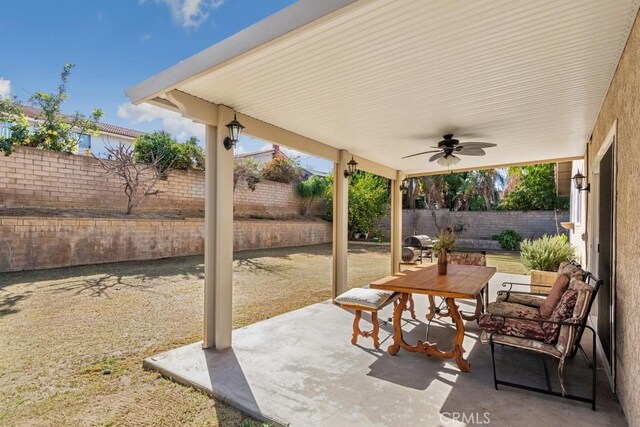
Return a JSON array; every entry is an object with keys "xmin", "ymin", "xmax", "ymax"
[{"xmin": 22, "ymin": 106, "xmax": 143, "ymax": 139}]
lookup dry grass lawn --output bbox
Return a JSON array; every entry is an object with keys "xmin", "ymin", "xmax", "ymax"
[{"xmin": 0, "ymin": 243, "xmax": 524, "ymax": 426}]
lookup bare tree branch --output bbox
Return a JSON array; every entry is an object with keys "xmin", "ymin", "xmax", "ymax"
[{"xmin": 94, "ymin": 143, "xmax": 170, "ymax": 214}]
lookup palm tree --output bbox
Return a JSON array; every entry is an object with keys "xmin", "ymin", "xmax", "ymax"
[{"xmin": 468, "ymin": 169, "xmax": 505, "ymax": 210}]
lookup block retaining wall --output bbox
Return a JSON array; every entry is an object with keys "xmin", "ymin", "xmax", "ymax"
[
  {"xmin": 377, "ymin": 209, "xmax": 569, "ymax": 241},
  {"xmin": 0, "ymin": 217, "xmax": 332, "ymax": 272},
  {"xmin": 0, "ymin": 146, "xmax": 324, "ymax": 217}
]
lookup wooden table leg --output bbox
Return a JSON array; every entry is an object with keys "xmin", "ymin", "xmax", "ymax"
[
  {"xmin": 407, "ymin": 294, "xmax": 416, "ymax": 319},
  {"xmin": 460, "ymin": 294, "xmax": 484, "ymax": 321},
  {"xmin": 387, "ymin": 292, "xmax": 410, "ymax": 355},
  {"xmin": 388, "ymin": 294, "xmax": 471, "ymax": 372},
  {"xmin": 446, "ymin": 297, "xmax": 471, "ymax": 372},
  {"xmin": 426, "ymin": 295, "xmax": 437, "ymax": 320}
]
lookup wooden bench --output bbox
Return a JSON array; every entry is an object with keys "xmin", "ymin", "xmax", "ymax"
[{"xmin": 335, "ymin": 288, "xmax": 400, "ymax": 349}]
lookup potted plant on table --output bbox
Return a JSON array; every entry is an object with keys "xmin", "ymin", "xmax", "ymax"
[
  {"xmin": 520, "ymin": 234, "xmax": 575, "ymax": 293},
  {"xmin": 433, "ymin": 227, "xmax": 456, "ymax": 275}
]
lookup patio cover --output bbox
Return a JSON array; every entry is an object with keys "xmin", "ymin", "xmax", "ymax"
[
  {"xmin": 126, "ymin": 0, "xmax": 640, "ymax": 349},
  {"xmin": 127, "ymin": 0, "xmax": 639, "ymax": 174}
]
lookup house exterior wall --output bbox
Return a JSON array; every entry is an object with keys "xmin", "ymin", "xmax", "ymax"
[
  {"xmin": 587, "ymin": 11, "xmax": 640, "ymax": 422},
  {"xmin": 89, "ymin": 133, "xmax": 135, "ymax": 158},
  {"xmin": 569, "ymin": 160, "xmax": 588, "ymax": 265}
]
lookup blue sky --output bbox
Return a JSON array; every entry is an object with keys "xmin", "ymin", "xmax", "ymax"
[{"xmin": 0, "ymin": 0, "xmax": 333, "ymax": 172}]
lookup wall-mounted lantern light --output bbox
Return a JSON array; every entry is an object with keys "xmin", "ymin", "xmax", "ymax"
[
  {"xmin": 400, "ymin": 178, "xmax": 410, "ymax": 192},
  {"xmin": 572, "ymin": 170, "xmax": 590, "ymax": 192},
  {"xmin": 223, "ymin": 113, "xmax": 245, "ymax": 150},
  {"xmin": 344, "ymin": 156, "xmax": 358, "ymax": 178}
]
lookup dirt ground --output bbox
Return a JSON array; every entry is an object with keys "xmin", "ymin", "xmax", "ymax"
[{"xmin": 0, "ymin": 244, "xmax": 524, "ymax": 426}]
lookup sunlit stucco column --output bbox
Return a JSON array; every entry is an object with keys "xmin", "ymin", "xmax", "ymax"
[
  {"xmin": 203, "ymin": 106, "xmax": 234, "ymax": 349},
  {"xmin": 390, "ymin": 171, "xmax": 404, "ymax": 274},
  {"xmin": 332, "ymin": 151, "xmax": 350, "ymax": 299}
]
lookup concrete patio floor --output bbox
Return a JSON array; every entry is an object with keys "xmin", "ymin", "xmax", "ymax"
[{"xmin": 144, "ymin": 273, "xmax": 626, "ymax": 426}]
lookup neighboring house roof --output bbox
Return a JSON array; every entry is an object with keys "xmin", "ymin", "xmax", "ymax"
[
  {"xmin": 237, "ymin": 145, "xmax": 329, "ymax": 178},
  {"xmin": 21, "ymin": 106, "xmax": 143, "ymax": 139},
  {"xmin": 301, "ymin": 168, "xmax": 329, "ymax": 178},
  {"xmin": 235, "ymin": 148, "xmax": 276, "ymax": 163}
]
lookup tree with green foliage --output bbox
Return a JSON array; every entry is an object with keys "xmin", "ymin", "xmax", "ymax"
[
  {"xmin": 297, "ymin": 175, "xmax": 328, "ymax": 216},
  {"xmin": 326, "ymin": 171, "xmax": 390, "ymax": 238},
  {"xmin": 234, "ymin": 156, "xmax": 262, "ymax": 192},
  {"xmin": 499, "ymin": 164, "xmax": 568, "ymax": 211},
  {"xmin": 134, "ymin": 131, "xmax": 205, "ymax": 176},
  {"xmin": 410, "ymin": 170, "xmax": 502, "ymax": 211},
  {"xmin": 0, "ymin": 64, "xmax": 103, "ymax": 156}
]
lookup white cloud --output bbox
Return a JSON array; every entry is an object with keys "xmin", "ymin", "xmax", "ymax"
[
  {"xmin": 117, "ymin": 102, "xmax": 205, "ymax": 142},
  {"xmin": 0, "ymin": 78, "xmax": 11, "ymax": 99},
  {"xmin": 153, "ymin": 0, "xmax": 223, "ymax": 29},
  {"xmin": 140, "ymin": 34, "xmax": 152, "ymax": 41}
]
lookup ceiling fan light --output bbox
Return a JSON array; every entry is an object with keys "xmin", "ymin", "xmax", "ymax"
[{"xmin": 437, "ymin": 154, "xmax": 461, "ymax": 167}]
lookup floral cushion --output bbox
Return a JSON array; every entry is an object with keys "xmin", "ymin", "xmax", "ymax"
[
  {"xmin": 480, "ymin": 330, "xmax": 562, "ymax": 358},
  {"xmin": 558, "ymin": 261, "xmax": 586, "ymax": 281},
  {"xmin": 486, "ymin": 301, "xmax": 541, "ymax": 318},
  {"xmin": 496, "ymin": 292, "xmax": 545, "ymax": 308},
  {"xmin": 478, "ymin": 314, "xmax": 547, "ymax": 341},
  {"xmin": 542, "ymin": 289, "xmax": 578, "ymax": 343},
  {"xmin": 555, "ymin": 279, "xmax": 594, "ymax": 354},
  {"xmin": 448, "ymin": 252, "xmax": 486, "ymax": 266},
  {"xmin": 539, "ymin": 274, "xmax": 570, "ymax": 318}
]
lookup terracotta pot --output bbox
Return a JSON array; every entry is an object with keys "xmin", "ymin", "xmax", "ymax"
[{"xmin": 437, "ymin": 250, "xmax": 447, "ymax": 275}]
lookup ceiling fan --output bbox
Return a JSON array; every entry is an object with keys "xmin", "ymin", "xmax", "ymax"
[{"xmin": 402, "ymin": 134, "xmax": 497, "ymax": 167}]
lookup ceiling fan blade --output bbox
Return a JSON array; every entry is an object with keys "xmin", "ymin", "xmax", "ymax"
[
  {"xmin": 456, "ymin": 148, "xmax": 486, "ymax": 156},
  {"xmin": 458, "ymin": 142, "xmax": 497, "ymax": 148},
  {"xmin": 429, "ymin": 152, "xmax": 446, "ymax": 162},
  {"xmin": 401, "ymin": 150, "xmax": 442, "ymax": 159}
]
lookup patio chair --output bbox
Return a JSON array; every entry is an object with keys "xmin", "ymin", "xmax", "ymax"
[
  {"xmin": 335, "ymin": 287, "xmax": 400, "ymax": 349},
  {"xmin": 478, "ymin": 263, "xmax": 601, "ymax": 410}
]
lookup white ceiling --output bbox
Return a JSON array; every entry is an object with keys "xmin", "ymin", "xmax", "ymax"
[{"xmin": 130, "ymin": 0, "xmax": 640, "ymax": 174}]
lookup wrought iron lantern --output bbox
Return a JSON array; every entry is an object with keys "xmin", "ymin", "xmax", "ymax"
[
  {"xmin": 223, "ymin": 113, "xmax": 245, "ymax": 150},
  {"xmin": 572, "ymin": 170, "xmax": 590, "ymax": 192},
  {"xmin": 344, "ymin": 156, "xmax": 358, "ymax": 178}
]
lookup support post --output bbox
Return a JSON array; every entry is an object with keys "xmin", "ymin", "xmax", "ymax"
[
  {"xmin": 332, "ymin": 151, "xmax": 349, "ymax": 299},
  {"xmin": 203, "ymin": 107, "xmax": 234, "ymax": 349},
  {"xmin": 390, "ymin": 171, "xmax": 404, "ymax": 274}
]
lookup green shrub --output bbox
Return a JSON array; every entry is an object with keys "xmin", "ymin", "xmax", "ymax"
[
  {"xmin": 520, "ymin": 234, "xmax": 575, "ymax": 271},
  {"xmin": 493, "ymin": 229, "xmax": 522, "ymax": 251},
  {"xmin": 261, "ymin": 152, "xmax": 302, "ymax": 183},
  {"xmin": 134, "ymin": 131, "xmax": 204, "ymax": 175},
  {"xmin": 325, "ymin": 171, "xmax": 390, "ymax": 238},
  {"xmin": 297, "ymin": 175, "xmax": 327, "ymax": 216}
]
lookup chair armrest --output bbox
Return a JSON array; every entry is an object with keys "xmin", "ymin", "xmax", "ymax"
[
  {"xmin": 500, "ymin": 281, "xmax": 550, "ymax": 296},
  {"xmin": 488, "ymin": 313, "xmax": 580, "ymax": 327}
]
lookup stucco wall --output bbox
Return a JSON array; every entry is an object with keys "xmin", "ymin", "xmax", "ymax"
[
  {"xmin": 587, "ymin": 11, "xmax": 640, "ymax": 423},
  {"xmin": 568, "ymin": 160, "xmax": 588, "ymax": 265},
  {"xmin": 0, "ymin": 217, "xmax": 332, "ymax": 272}
]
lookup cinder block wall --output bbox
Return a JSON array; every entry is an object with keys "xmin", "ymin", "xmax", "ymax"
[
  {"xmin": 377, "ymin": 209, "xmax": 569, "ymax": 241},
  {"xmin": 0, "ymin": 147, "xmax": 325, "ymax": 217},
  {"xmin": 0, "ymin": 217, "xmax": 332, "ymax": 272}
]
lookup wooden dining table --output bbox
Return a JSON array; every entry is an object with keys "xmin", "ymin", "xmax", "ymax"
[{"xmin": 370, "ymin": 263, "xmax": 496, "ymax": 372}]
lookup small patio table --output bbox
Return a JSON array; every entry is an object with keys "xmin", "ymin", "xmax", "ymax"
[{"xmin": 370, "ymin": 263, "xmax": 496, "ymax": 372}]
